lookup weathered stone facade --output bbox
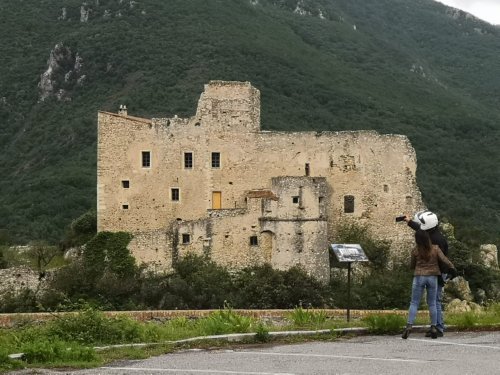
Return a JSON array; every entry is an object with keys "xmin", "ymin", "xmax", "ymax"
[{"xmin": 97, "ymin": 81, "xmax": 423, "ymax": 281}]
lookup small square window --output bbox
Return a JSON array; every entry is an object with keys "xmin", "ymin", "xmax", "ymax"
[
  {"xmin": 211, "ymin": 152, "xmax": 220, "ymax": 168},
  {"xmin": 250, "ymin": 235, "xmax": 258, "ymax": 246},
  {"xmin": 122, "ymin": 204, "xmax": 129, "ymax": 210},
  {"xmin": 292, "ymin": 196, "xmax": 300, "ymax": 204},
  {"xmin": 171, "ymin": 188, "xmax": 180, "ymax": 201},
  {"xmin": 122, "ymin": 180, "xmax": 130, "ymax": 188},
  {"xmin": 184, "ymin": 152, "xmax": 193, "ymax": 169},
  {"xmin": 182, "ymin": 234, "xmax": 190, "ymax": 244},
  {"xmin": 142, "ymin": 151, "xmax": 151, "ymax": 168}
]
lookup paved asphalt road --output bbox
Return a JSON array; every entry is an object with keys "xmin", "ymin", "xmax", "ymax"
[{"xmin": 10, "ymin": 331, "xmax": 500, "ymax": 375}]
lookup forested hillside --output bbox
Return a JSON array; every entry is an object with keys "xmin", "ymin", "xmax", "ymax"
[{"xmin": 0, "ymin": 0, "xmax": 499, "ymax": 244}]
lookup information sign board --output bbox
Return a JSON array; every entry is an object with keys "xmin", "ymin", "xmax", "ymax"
[{"xmin": 330, "ymin": 244, "xmax": 369, "ymax": 262}]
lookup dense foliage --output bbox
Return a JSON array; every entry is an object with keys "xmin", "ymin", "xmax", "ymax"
[
  {"xmin": 0, "ymin": 0, "xmax": 499, "ymax": 245},
  {"xmin": 2, "ymin": 219, "xmax": 500, "ymax": 313}
]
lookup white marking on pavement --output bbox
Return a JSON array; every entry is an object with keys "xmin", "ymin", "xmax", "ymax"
[
  {"xmin": 236, "ymin": 351, "xmax": 427, "ymax": 363},
  {"xmin": 101, "ymin": 367, "xmax": 295, "ymax": 375},
  {"xmin": 409, "ymin": 338, "xmax": 500, "ymax": 349}
]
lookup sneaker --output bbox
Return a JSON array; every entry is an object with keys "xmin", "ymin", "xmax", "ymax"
[
  {"xmin": 430, "ymin": 325, "xmax": 438, "ymax": 339},
  {"xmin": 402, "ymin": 325, "xmax": 412, "ymax": 339},
  {"xmin": 425, "ymin": 329, "xmax": 444, "ymax": 338}
]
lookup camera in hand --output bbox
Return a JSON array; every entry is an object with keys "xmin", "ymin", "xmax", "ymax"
[{"xmin": 395, "ymin": 215, "xmax": 407, "ymax": 222}]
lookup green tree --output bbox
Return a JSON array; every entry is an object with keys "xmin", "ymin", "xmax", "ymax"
[
  {"xmin": 83, "ymin": 231, "xmax": 136, "ymax": 279},
  {"xmin": 28, "ymin": 240, "xmax": 59, "ymax": 278},
  {"xmin": 61, "ymin": 210, "xmax": 97, "ymax": 249}
]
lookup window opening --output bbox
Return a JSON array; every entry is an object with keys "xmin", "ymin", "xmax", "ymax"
[
  {"xmin": 122, "ymin": 180, "xmax": 130, "ymax": 188},
  {"xmin": 171, "ymin": 188, "xmax": 180, "ymax": 201},
  {"xmin": 292, "ymin": 196, "xmax": 300, "ymax": 204},
  {"xmin": 122, "ymin": 204, "xmax": 129, "ymax": 210},
  {"xmin": 182, "ymin": 234, "xmax": 190, "ymax": 244},
  {"xmin": 184, "ymin": 152, "xmax": 193, "ymax": 169},
  {"xmin": 305, "ymin": 163, "xmax": 310, "ymax": 176},
  {"xmin": 250, "ymin": 236, "xmax": 258, "ymax": 246},
  {"xmin": 384, "ymin": 184, "xmax": 389, "ymax": 192},
  {"xmin": 211, "ymin": 152, "xmax": 220, "ymax": 168},
  {"xmin": 142, "ymin": 151, "xmax": 151, "ymax": 168},
  {"xmin": 344, "ymin": 195, "xmax": 355, "ymax": 213}
]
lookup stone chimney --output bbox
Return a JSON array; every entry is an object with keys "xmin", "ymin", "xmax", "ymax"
[{"xmin": 118, "ymin": 104, "xmax": 127, "ymax": 116}]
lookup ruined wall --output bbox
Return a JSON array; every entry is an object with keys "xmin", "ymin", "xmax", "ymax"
[{"xmin": 97, "ymin": 80, "xmax": 423, "ymax": 279}]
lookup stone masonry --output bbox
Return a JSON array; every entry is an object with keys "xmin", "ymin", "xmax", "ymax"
[{"xmin": 97, "ymin": 81, "xmax": 423, "ymax": 281}]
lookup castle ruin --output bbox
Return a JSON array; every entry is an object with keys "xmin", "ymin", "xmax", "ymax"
[{"xmin": 97, "ymin": 81, "xmax": 423, "ymax": 281}]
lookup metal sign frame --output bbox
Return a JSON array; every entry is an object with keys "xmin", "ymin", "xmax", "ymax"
[{"xmin": 330, "ymin": 244, "xmax": 369, "ymax": 322}]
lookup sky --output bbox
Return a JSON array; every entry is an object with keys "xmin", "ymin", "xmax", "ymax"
[{"xmin": 435, "ymin": 0, "xmax": 500, "ymax": 25}]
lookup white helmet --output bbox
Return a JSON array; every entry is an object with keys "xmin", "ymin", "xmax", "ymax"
[{"xmin": 414, "ymin": 210, "xmax": 438, "ymax": 230}]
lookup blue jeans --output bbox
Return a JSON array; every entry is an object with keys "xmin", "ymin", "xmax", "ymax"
[
  {"xmin": 436, "ymin": 283, "xmax": 445, "ymax": 332},
  {"xmin": 407, "ymin": 275, "xmax": 438, "ymax": 326}
]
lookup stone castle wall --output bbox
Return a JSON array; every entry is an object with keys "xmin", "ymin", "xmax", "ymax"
[{"xmin": 97, "ymin": 81, "xmax": 423, "ymax": 280}]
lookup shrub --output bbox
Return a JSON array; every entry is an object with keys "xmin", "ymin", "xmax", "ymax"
[
  {"xmin": 281, "ymin": 266, "xmax": 328, "ymax": 308},
  {"xmin": 0, "ymin": 247, "xmax": 8, "ymax": 269},
  {"xmin": 197, "ymin": 305, "xmax": 253, "ymax": 335},
  {"xmin": 333, "ymin": 222, "xmax": 391, "ymax": 270},
  {"xmin": 448, "ymin": 312, "xmax": 479, "ymax": 329},
  {"xmin": 170, "ymin": 254, "xmax": 234, "ymax": 309},
  {"xmin": 46, "ymin": 305, "xmax": 145, "ymax": 345},
  {"xmin": 84, "ymin": 231, "xmax": 135, "ymax": 279},
  {"xmin": 231, "ymin": 264, "xmax": 287, "ymax": 309},
  {"xmin": 286, "ymin": 307, "xmax": 327, "ymax": 328},
  {"xmin": 0, "ymin": 288, "xmax": 39, "ymax": 313},
  {"xmin": 61, "ymin": 210, "xmax": 97, "ymax": 249},
  {"xmin": 21, "ymin": 339, "xmax": 97, "ymax": 364},
  {"xmin": 254, "ymin": 323, "xmax": 271, "ymax": 343}
]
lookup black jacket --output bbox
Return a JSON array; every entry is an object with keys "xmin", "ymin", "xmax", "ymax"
[{"xmin": 407, "ymin": 220, "xmax": 449, "ymax": 256}]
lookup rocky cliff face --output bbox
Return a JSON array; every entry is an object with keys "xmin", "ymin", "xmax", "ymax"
[{"xmin": 38, "ymin": 43, "xmax": 85, "ymax": 102}]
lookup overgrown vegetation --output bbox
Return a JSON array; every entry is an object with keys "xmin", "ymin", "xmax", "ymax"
[
  {"xmin": 2, "ymin": 220, "xmax": 498, "ymax": 313},
  {"xmin": 2, "ymin": 304, "xmax": 500, "ymax": 372},
  {"xmin": 0, "ymin": 0, "xmax": 499, "ymax": 246}
]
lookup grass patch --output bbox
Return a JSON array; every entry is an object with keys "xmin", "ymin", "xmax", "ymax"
[
  {"xmin": 362, "ymin": 314, "xmax": 406, "ymax": 334},
  {"xmin": 2, "ymin": 305, "xmax": 500, "ymax": 372},
  {"xmin": 285, "ymin": 307, "xmax": 328, "ymax": 329}
]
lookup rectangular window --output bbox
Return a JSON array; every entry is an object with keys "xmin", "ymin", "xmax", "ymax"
[
  {"xmin": 250, "ymin": 236, "xmax": 258, "ymax": 246},
  {"xmin": 171, "ymin": 188, "xmax": 180, "ymax": 201},
  {"xmin": 142, "ymin": 151, "xmax": 151, "ymax": 168},
  {"xmin": 184, "ymin": 152, "xmax": 193, "ymax": 169},
  {"xmin": 211, "ymin": 152, "xmax": 220, "ymax": 168},
  {"xmin": 122, "ymin": 180, "xmax": 130, "ymax": 188},
  {"xmin": 292, "ymin": 196, "xmax": 300, "ymax": 204},
  {"xmin": 182, "ymin": 234, "xmax": 190, "ymax": 244},
  {"xmin": 344, "ymin": 195, "xmax": 355, "ymax": 213},
  {"xmin": 122, "ymin": 204, "xmax": 129, "ymax": 210}
]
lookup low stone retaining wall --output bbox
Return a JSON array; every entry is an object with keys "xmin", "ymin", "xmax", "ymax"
[{"xmin": 0, "ymin": 309, "xmax": 424, "ymax": 328}]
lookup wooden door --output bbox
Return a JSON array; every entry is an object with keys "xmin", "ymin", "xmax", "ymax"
[{"xmin": 212, "ymin": 191, "xmax": 221, "ymax": 209}]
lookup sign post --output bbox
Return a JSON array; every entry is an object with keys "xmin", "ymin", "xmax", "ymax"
[{"xmin": 330, "ymin": 244, "xmax": 369, "ymax": 322}]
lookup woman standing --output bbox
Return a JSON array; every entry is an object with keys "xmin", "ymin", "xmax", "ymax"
[{"xmin": 402, "ymin": 229, "xmax": 455, "ymax": 339}]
